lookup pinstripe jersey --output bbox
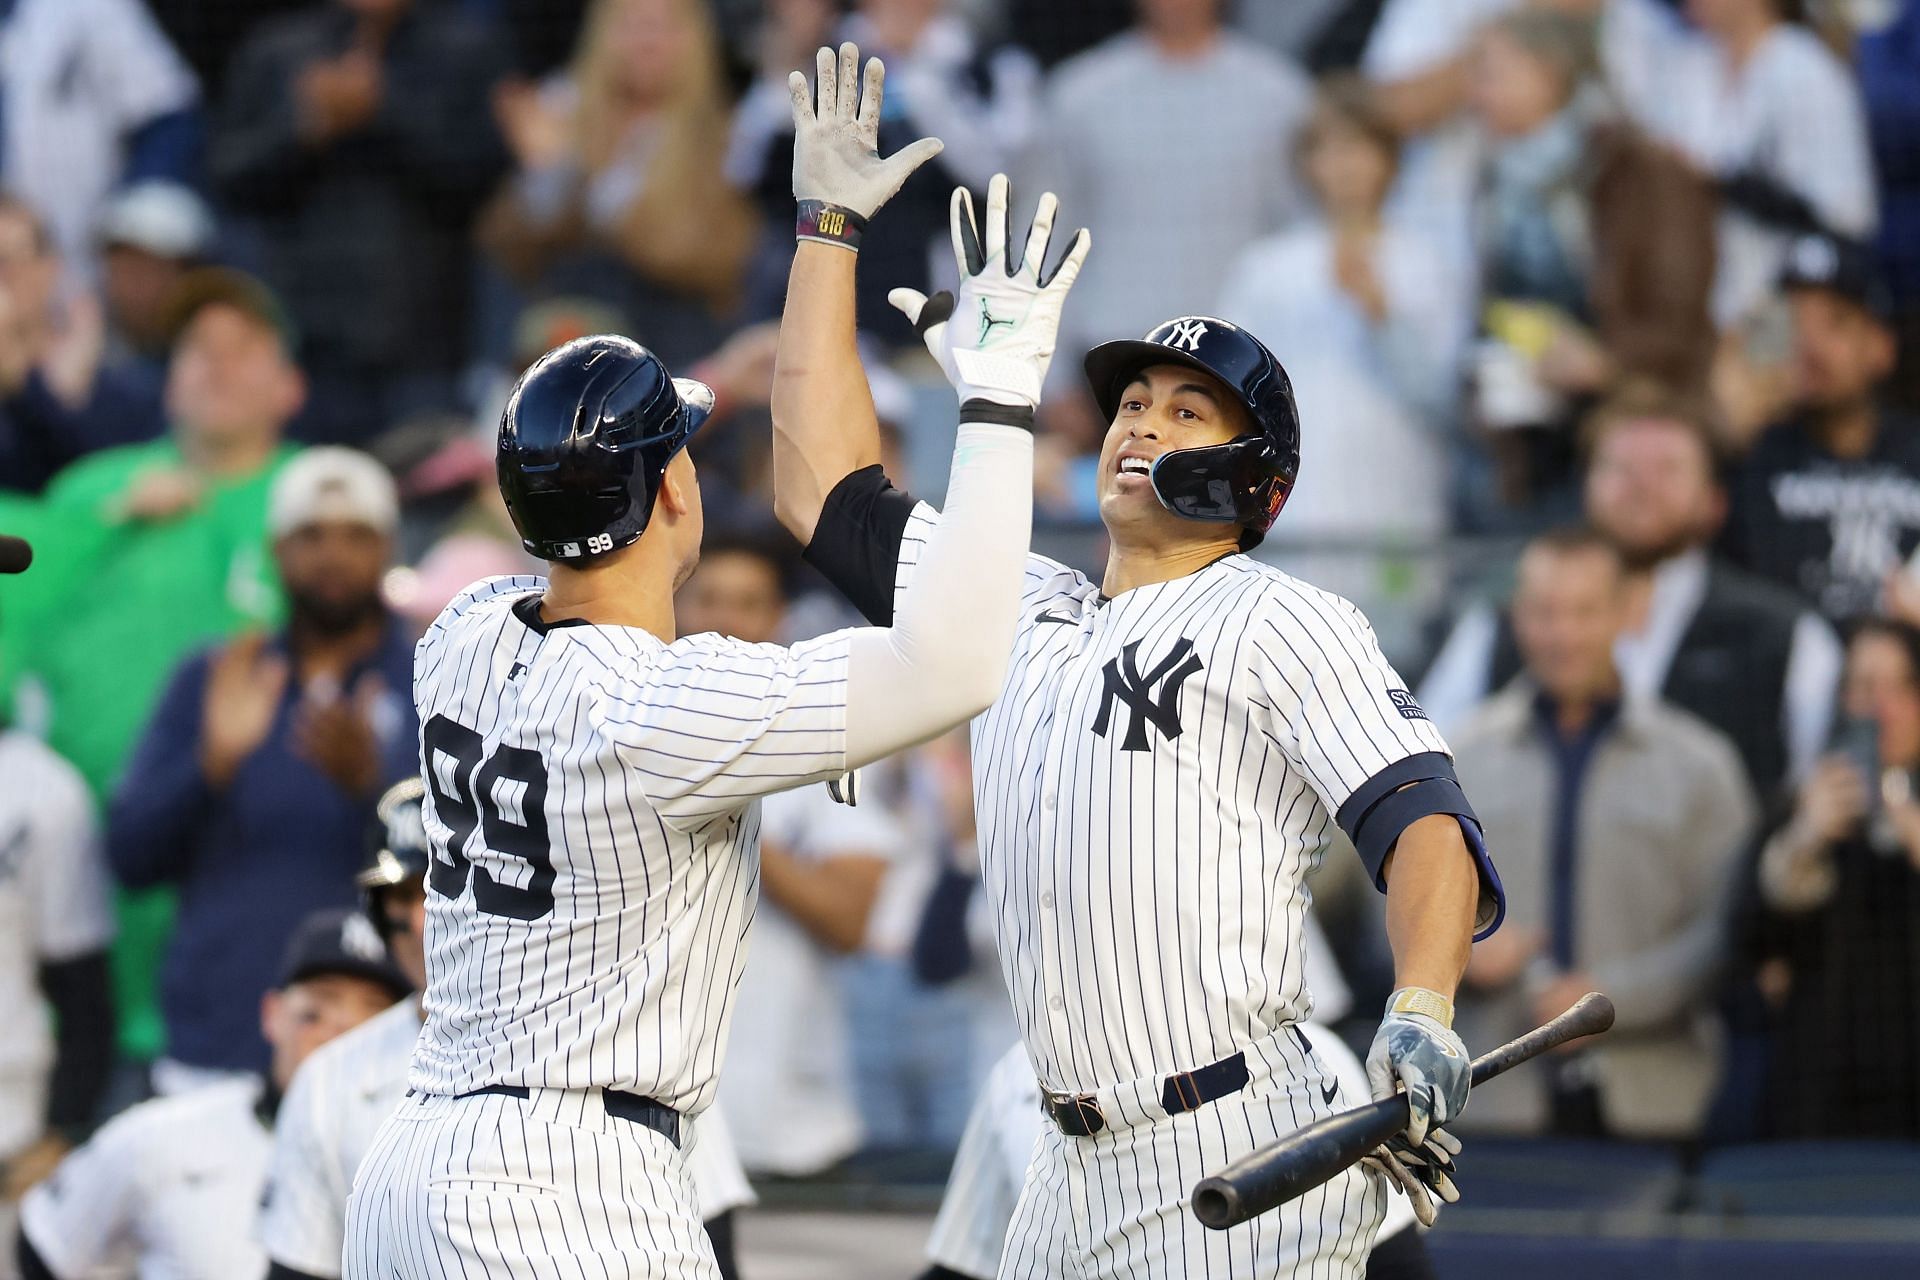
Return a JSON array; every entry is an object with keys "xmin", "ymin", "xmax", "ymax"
[
  {"xmin": 892, "ymin": 507, "xmax": 1452, "ymax": 1095},
  {"xmin": 406, "ymin": 575, "xmax": 853, "ymax": 1114}
]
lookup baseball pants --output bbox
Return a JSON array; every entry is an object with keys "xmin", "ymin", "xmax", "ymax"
[
  {"xmin": 997, "ymin": 1024, "xmax": 1388, "ymax": 1279},
  {"xmin": 343, "ymin": 1087, "xmax": 718, "ymax": 1280}
]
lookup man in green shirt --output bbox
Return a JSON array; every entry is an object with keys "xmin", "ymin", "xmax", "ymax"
[{"xmin": 3, "ymin": 268, "xmax": 307, "ymax": 1062}]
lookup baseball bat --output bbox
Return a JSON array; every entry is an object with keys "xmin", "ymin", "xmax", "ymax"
[{"xmin": 1191, "ymin": 991, "xmax": 1616, "ymax": 1231}]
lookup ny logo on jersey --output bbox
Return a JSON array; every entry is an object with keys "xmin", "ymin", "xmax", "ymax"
[
  {"xmin": 1162, "ymin": 318, "xmax": 1209, "ymax": 351},
  {"xmin": 1093, "ymin": 638, "xmax": 1204, "ymax": 751}
]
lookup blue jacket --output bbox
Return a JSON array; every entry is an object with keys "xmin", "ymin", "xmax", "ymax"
[
  {"xmin": 1862, "ymin": 1, "xmax": 1920, "ymax": 306},
  {"xmin": 107, "ymin": 617, "xmax": 418, "ymax": 1071}
]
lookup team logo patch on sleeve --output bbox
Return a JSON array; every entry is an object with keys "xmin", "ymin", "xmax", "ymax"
[{"xmin": 1387, "ymin": 689, "xmax": 1429, "ymax": 721}]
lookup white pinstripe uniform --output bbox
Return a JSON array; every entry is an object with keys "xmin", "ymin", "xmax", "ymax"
[
  {"xmin": 262, "ymin": 997, "xmax": 757, "ymax": 1276},
  {"xmin": 926, "ymin": 917, "xmax": 1420, "ymax": 1279},
  {"xmin": 344, "ymin": 574, "xmax": 860, "ymax": 1280},
  {"xmin": 887, "ymin": 507, "xmax": 1494, "ymax": 1278}
]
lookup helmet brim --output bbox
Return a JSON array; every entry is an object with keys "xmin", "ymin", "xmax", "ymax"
[{"xmin": 1083, "ymin": 340, "xmax": 1237, "ymax": 424}]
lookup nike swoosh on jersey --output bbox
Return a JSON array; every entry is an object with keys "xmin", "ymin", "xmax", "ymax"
[{"xmin": 1035, "ymin": 610, "xmax": 1078, "ymax": 625}]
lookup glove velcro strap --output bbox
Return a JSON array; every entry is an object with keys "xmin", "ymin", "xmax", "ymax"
[
  {"xmin": 1387, "ymin": 986, "xmax": 1456, "ymax": 1028},
  {"xmin": 796, "ymin": 200, "xmax": 868, "ymax": 250},
  {"xmin": 959, "ymin": 399, "xmax": 1035, "ymax": 431}
]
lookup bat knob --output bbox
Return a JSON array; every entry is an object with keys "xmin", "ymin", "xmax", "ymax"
[{"xmin": 1192, "ymin": 1177, "xmax": 1241, "ymax": 1231}]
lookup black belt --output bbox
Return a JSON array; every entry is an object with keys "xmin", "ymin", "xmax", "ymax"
[
  {"xmin": 1040, "ymin": 1050, "xmax": 1251, "ymax": 1137},
  {"xmin": 447, "ymin": 1084, "xmax": 682, "ymax": 1149}
]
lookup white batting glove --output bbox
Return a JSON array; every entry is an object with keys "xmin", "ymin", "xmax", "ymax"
[
  {"xmin": 788, "ymin": 42, "xmax": 944, "ymax": 249},
  {"xmin": 887, "ymin": 174, "xmax": 1091, "ymax": 410},
  {"xmin": 1365, "ymin": 986, "xmax": 1471, "ymax": 1149},
  {"xmin": 1360, "ymin": 1127, "xmax": 1463, "ymax": 1227}
]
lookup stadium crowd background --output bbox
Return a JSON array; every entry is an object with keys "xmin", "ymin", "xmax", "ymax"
[{"xmin": 1, "ymin": 0, "xmax": 1919, "ymax": 1273}]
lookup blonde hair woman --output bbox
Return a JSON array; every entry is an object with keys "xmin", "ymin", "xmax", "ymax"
[{"xmin": 481, "ymin": 0, "xmax": 759, "ymax": 311}]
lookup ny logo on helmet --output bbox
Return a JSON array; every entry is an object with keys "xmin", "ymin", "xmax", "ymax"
[
  {"xmin": 1163, "ymin": 318, "xmax": 1210, "ymax": 352},
  {"xmin": 1093, "ymin": 638, "xmax": 1204, "ymax": 751}
]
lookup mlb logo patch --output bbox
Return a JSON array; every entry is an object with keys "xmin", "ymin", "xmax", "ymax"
[{"xmin": 1387, "ymin": 689, "xmax": 1428, "ymax": 721}]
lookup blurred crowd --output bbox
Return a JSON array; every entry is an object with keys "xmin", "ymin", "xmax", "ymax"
[{"xmin": 2, "ymin": 0, "xmax": 1920, "ymax": 1268}]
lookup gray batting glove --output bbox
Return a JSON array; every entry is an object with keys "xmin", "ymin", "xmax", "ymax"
[
  {"xmin": 1360, "ymin": 1126, "xmax": 1463, "ymax": 1227},
  {"xmin": 788, "ymin": 43, "xmax": 944, "ymax": 248},
  {"xmin": 1365, "ymin": 986, "xmax": 1471, "ymax": 1149},
  {"xmin": 888, "ymin": 174, "xmax": 1091, "ymax": 410}
]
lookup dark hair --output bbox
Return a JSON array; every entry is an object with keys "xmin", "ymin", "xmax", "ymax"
[
  {"xmin": 1525, "ymin": 523, "xmax": 1625, "ymax": 569},
  {"xmin": 1848, "ymin": 616, "xmax": 1920, "ymax": 688},
  {"xmin": 697, "ymin": 526, "xmax": 802, "ymax": 599}
]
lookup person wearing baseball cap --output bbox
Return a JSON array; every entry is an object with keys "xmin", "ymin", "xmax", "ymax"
[
  {"xmin": 95, "ymin": 182, "xmax": 217, "ymax": 366},
  {"xmin": 105, "ymin": 446, "xmax": 421, "ymax": 1096},
  {"xmin": 1723, "ymin": 231, "xmax": 1920, "ymax": 622},
  {"xmin": 16, "ymin": 908, "xmax": 406, "ymax": 1280}
]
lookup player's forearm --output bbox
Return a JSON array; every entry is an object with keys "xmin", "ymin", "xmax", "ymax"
[
  {"xmin": 1380, "ymin": 814, "xmax": 1479, "ymax": 998},
  {"xmin": 771, "ymin": 242, "xmax": 886, "ymax": 545},
  {"xmin": 758, "ymin": 845, "xmax": 887, "ymax": 954},
  {"xmin": 843, "ymin": 418, "xmax": 1032, "ymax": 767}
]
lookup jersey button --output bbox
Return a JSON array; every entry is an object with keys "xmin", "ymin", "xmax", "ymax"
[
  {"xmin": 1048, "ymin": 994, "xmax": 1065, "ymax": 1011},
  {"xmin": 1043, "ymin": 794, "xmax": 1056, "ymax": 810},
  {"xmin": 1040, "ymin": 891, "xmax": 1055, "ymax": 909}
]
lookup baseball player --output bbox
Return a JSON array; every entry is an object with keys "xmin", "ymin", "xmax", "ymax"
[
  {"xmin": 922, "ymin": 915, "xmax": 1433, "ymax": 1280},
  {"xmin": 16, "ymin": 909, "xmax": 409, "ymax": 1280},
  {"xmin": 0, "ymin": 730, "xmax": 114, "ymax": 1280},
  {"xmin": 342, "ymin": 46, "xmax": 1087, "ymax": 1278},
  {"xmin": 260, "ymin": 778, "xmax": 757, "ymax": 1280},
  {"xmin": 773, "ymin": 43, "xmax": 1504, "ymax": 1279}
]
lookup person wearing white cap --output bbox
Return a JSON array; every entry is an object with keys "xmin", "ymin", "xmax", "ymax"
[
  {"xmin": 105, "ymin": 445, "xmax": 422, "ymax": 1095},
  {"xmin": 96, "ymin": 181, "xmax": 217, "ymax": 367}
]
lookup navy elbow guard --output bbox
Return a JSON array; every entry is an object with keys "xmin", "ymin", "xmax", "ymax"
[{"xmin": 1336, "ymin": 752, "xmax": 1505, "ymax": 939}]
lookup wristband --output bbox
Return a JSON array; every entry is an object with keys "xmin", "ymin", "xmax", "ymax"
[
  {"xmin": 1387, "ymin": 986, "xmax": 1455, "ymax": 1028},
  {"xmin": 796, "ymin": 200, "xmax": 868, "ymax": 251},
  {"xmin": 959, "ymin": 399, "xmax": 1035, "ymax": 431}
]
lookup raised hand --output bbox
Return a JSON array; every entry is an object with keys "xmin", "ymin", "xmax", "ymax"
[
  {"xmin": 888, "ymin": 173, "xmax": 1091, "ymax": 410},
  {"xmin": 789, "ymin": 42, "xmax": 944, "ymax": 248}
]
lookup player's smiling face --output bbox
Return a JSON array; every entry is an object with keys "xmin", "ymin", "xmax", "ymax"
[{"xmin": 1096, "ymin": 363, "xmax": 1247, "ymax": 533}]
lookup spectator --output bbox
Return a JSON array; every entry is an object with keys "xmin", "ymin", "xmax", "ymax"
[
  {"xmin": 0, "ymin": 731, "xmax": 115, "ymax": 1226},
  {"xmin": 0, "ymin": 194, "xmax": 168, "ymax": 493},
  {"xmin": 16, "ymin": 909, "xmax": 407, "ymax": 1280},
  {"xmin": 1023, "ymin": 0, "xmax": 1312, "ymax": 370},
  {"xmin": 106, "ymin": 447, "xmax": 415, "ymax": 1090},
  {"xmin": 1422, "ymin": 384, "xmax": 1843, "ymax": 801},
  {"xmin": 2, "ymin": 268, "xmax": 304, "ymax": 1065},
  {"xmin": 94, "ymin": 181, "xmax": 215, "ymax": 374},
  {"xmin": 0, "ymin": 0, "xmax": 201, "ymax": 278},
  {"xmin": 681, "ymin": 533, "xmax": 902, "ymax": 1175},
  {"xmin": 1216, "ymin": 79, "xmax": 1466, "ymax": 621},
  {"xmin": 1645, "ymin": 0, "xmax": 1879, "ymax": 325},
  {"xmin": 1451, "ymin": 527, "xmax": 1756, "ymax": 1140},
  {"xmin": 1757, "ymin": 617, "xmax": 1920, "ymax": 1140},
  {"xmin": 1465, "ymin": 9, "xmax": 1718, "ymax": 516},
  {"xmin": 211, "ymin": 0, "xmax": 509, "ymax": 446},
  {"xmin": 1722, "ymin": 233, "xmax": 1920, "ymax": 622},
  {"xmin": 727, "ymin": 0, "xmax": 1039, "ymax": 349},
  {"xmin": 482, "ymin": 0, "xmax": 760, "ymax": 370}
]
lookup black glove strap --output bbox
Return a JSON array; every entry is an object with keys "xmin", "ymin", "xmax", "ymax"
[
  {"xmin": 959, "ymin": 399, "xmax": 1036, "ymax": 432},
  {"xmin": 796, "ymin": 199, "xmax": 868, "ymax": 250}
]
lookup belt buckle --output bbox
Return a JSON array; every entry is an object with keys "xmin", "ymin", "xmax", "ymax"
[{"xmin": 1041, "ymin": 1087, "xmax": 1106, "ymax": 1137}]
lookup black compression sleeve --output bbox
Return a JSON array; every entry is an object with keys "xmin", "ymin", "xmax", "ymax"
[
  {"xmin": 801, "ymin": 464, "xmax": 919, "ymax": 626},
  {"xmin": 265, "ymin": 1265, "xmax": 332, "ymax": 1280},
  {"xmin": 37, "ymin": 952, "xmax": 113, "ymax": 1139},
  {"xmin": 17, "ymin": 1235, "xmax": 58, "ymax": 1280},
  {"xmin": 704, "ymin": 1210, "xmax": 739, "ymax": 1280}
]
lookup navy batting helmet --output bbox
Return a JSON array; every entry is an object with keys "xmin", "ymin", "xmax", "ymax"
[
  {"xmin": 359, "ymin": 776, "xmax": 429, "ymax": 943},
  {"xmin": 1083, "ymin": 316, "xmax": 1300, "ymax": 539},
  {"xmin": 498, "ymin": 335, "xmax": 716, "ymax": 563}
]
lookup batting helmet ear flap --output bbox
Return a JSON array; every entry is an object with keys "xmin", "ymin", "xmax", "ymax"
[{"xmin": 1146, "ymin": 435, "xmax": 1294, "ymax": 532}]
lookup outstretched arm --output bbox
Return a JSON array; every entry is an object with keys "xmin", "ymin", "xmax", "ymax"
[{"xmin": 771, "ymin": 45, "xmax": 941, "ymax": 543}]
